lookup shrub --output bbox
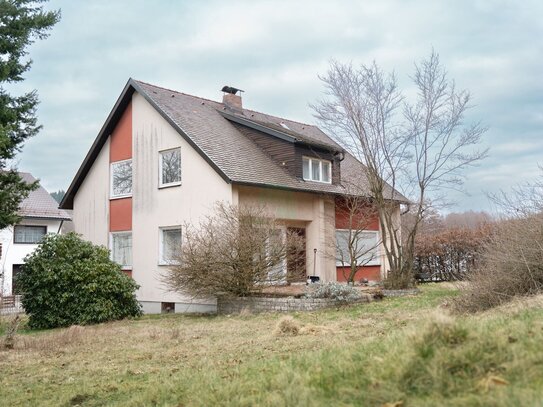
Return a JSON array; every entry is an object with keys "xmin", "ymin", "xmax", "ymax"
[
  {"xmin": 453, "ymin": 214, "xmax": 543, "ymax": 313},
  {"xmin": 413, "ymin": 225, "xmax": 493, "ymax": 282},
  {"xmin": 305, "ymin": 282, "xmax": 361, "ymax": 303},
  {"xmin": 17, "ymin": 233, "xmax": 142, "ymax": 329},
  {"xmin": 163, "ymin": 203, "xmax": 305, "ymax": 298}
]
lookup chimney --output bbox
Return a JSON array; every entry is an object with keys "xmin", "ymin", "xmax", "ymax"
[{"xmin": 221, "ymin": 85, "xmax": 243, "ymax": 111}]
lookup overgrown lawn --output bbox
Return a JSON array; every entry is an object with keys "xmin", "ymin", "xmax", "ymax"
[{"xmin": 1, "ymin": 284, "xmax": 542, "ymax": 406}]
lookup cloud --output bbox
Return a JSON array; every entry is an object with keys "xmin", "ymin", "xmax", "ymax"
[{"xmin": 12, "ymin": 0, "xmax": 543, "ymax": 212}]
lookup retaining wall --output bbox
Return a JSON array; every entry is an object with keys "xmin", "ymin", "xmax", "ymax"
[{"xmin": 217, "ymin": 295, "xmax": 371, "ymax": 314}]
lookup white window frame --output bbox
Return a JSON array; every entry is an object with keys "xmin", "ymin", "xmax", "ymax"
[
  {"xmin": 13, "ymin": 225, "xmax": 47, "ymax": 244},
  {"xmin": 159, "ymin": 226, "xmax": 182, "ymax": 265},
  {"xmin": 110, "ymin": 231, "xmax": 132, "ymax": 270},
  {"xmin": 110, "ymin": 159, "xmax": 133, "ymax": 199},
  {"xmin": 335, "ymin": 229, "xmax": 380, "ymax": 267},
  {"xmin": 302, "ymin": 156, "xmax": 332, "ymax": 184},
  {"xmin": 158, "ymin": 147, "xmax": 182, "ymax": 188}
]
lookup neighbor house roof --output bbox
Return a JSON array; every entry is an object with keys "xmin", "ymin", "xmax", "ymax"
[
  {"xmin": 60, "ymin": 79, "xmax": 406, "ymax": 208},
  {"xmin": 18, "ymin": 172, "xmax": 71, "ymax": 220}
]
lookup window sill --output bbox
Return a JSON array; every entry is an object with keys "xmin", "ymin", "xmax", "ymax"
[
  {"xmin": 302, "ymin": 178, "xmax": 332, "ymax": 184},
  {"xmin": 336, "ymin": 263, "xmax": 381, "ymax": 267},
  {"xmin": 110, "ymin": 194, "xmax": 132, "ymax": 200},
  {"xmin": 158, "ymin": 182, "xmax": 182, "ymax": 189},
  {"xmin": 120, "ymin": 267, "xmax": 132, "ymax": 271}
]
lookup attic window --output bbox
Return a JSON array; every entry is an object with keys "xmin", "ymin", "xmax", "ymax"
[
  {"xmin": 279, "ymin": 122, "xmax": 290, "ymax": 130},
  {"xmin": 159, "ymin": 148, "xmax": 182, "ymax": 187},
  {"xmin": 303, "ymin": 157, "xmax": 332, "ymax": 184}
]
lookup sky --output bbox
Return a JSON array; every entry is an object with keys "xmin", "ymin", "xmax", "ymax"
[{"xmin": 9, "ymin": 0, "xmax": 543, "ymax": 212}]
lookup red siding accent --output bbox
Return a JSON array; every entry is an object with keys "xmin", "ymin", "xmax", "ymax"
[
  {"xmin": 336, "ymin": 266, "xmax": 381, "ymax": 282},
  {"xmin": 110, "ymin": 102, "xmax": 132, "ymax": 162},
  {"xmin": 109, "ymin": 102, "xmax": 133, "ymax": 276},
  {"xmin": 110, "ymin": 198, "xmax": 132, "ymax": 231},
  {"xmin": 335, "ymin": 197, "xmax": 379, "ymax": 230}
]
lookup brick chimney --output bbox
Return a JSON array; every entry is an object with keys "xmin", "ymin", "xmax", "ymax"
[{"xmin": 221, "ymin": 85, "xmax": 243, "ymax": 111}]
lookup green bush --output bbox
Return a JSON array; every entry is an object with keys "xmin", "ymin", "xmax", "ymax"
[{"xmin": 17, "ymin": 233, "xmax": 142, "ymax": 329}]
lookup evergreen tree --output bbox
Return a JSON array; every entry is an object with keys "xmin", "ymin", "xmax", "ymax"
[
  {"xmin": 50, "ymin": 189, "xmax": 65, "ymax": 203},
  {"xmin": 0, "ymin": 0, "xmax": 60, "ymax": 228}
]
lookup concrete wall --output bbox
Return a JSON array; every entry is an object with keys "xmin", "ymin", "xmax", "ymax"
[
  {"xmin": 73, "ymin": 139, "xmax": 110, "ymax": 247},
  {"xmin": 131, "ymin": 92, "xmax": 232, "ymax": 306},
  {"xmin": 0, "ymin": 218, "xmax": 63, "ymax": 295}
]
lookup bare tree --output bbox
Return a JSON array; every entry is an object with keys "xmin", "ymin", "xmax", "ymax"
[
  {"xmin": 313, "ymin": 50, "xmax": 487, "ymax": 288},
  {"xmin": 162, "ymin": 203, "xmax": 305, "ymax": 298}
]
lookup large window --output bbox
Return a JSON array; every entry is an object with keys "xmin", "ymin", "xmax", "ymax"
[
  {"xmin": 159, "ymin": 227, "xmax": 182, "ymax": 265},
  {"xmin": 335, "ymin": 230, "xmax": 380, "ymax": 266},
  {"xmin": 302, "ymin": 157, "xmax": 331, "ymax": 183},
  {"xmin": 159, "ymin": 148, "xmax": 181, "ymax": 187},
  {"xmin": 110, "ymin": 159, "xmax": 132, "ymax": 198},
  {"xmin": 111, "ymin": 232, "xmax": 132, "ymax": 269},
  {"xmin": 13, "ymin": 225, "xmax": 47, "ymax": 244}
]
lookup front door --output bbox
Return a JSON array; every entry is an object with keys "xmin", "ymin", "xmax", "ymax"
[{"xmin": 286, "ymin": 227, "xmax": 307, "ymax": 283}]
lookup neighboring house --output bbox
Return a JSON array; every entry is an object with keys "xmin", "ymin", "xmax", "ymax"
[
  {"xmin": 60, "ymin": 79, "xmax": 404, "ymax": 313},
  {"xmin": 0, "ymin": 173, "xmax": 71, "ymax": 296}
]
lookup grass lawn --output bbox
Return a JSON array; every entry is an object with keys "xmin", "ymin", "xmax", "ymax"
[{"xmin": 1, "ymin": 284, "xmax": 543, "ymax": 406}]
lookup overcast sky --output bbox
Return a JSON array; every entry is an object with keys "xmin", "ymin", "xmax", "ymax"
[{"xmin": 10, "ymin": 0, "xmax": 543, "ymax": 212}]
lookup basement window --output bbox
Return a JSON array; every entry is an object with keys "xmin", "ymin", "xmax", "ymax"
[
  {"xmin": 302, "ymin": 157, "xmax": 332, "ymax": 184},
  {"xmin": 110, "ymin": 159, "xmax": 132, "ymax": 198}
]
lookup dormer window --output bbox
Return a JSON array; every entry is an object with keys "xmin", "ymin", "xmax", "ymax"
[{"xmin": 303, "ymin": 156, "xmax": 331, "ymax": 184}]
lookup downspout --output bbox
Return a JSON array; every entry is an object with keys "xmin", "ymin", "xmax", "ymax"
[{"xmin": 57, "ymin": 220, "xmax": 64, "ymax": 235}]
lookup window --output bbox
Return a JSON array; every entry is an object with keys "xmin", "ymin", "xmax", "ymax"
[
  {"xmin": 160, "ymin": 227, "xmax": 182, "ymax": 265},
  {"xmin": 335, "ymin": 230, "xmax": 380, "ymax": 266},
  {"xmin": 111, "ymin": 232, "xmax": 132, "ymax": 269},
  {"xmin": 302, "ymin": 157, "xmax": 332, "ymax": 184},
  {"xmin": 12, "ymin": 264, "xmax": 23, "ymax": 295},
  {"xmin": 159, "ymin": 148, "xmax": 181, "ymax": 187},
  {"xmin": 13, "ymin": 225, "xmax": 47, "ymax": 244},
  {"xmin": 111, "ymin": 159, "xmax": 132, "ymax": 198}
]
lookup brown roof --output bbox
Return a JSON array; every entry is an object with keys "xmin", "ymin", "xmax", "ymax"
[
  {"xmin": 18, "ymin": 173, "xmax": 71, "ymax": 220},
  {"xmin": 60, "ymin": 79, "xmax": 406, "ymax": 209}
]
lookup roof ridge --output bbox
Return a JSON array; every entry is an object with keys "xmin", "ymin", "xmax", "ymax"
[
  {"xmin": 133, "ymin": 79, "xmax": 222, "ymax": 106},
  {"xmin": 133, "ymin": 79, "xmax": 320, "ymax": 129}
]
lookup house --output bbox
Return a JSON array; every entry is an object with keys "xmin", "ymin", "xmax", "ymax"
[
  {"xmin": 60, "ymin": 79, "xmax": 404, "ymax": 313},
  {"xmin": 0, "ymin": 173, "xmax": 71, "ymax": 296}
]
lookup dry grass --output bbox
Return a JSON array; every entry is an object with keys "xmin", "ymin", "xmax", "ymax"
[
  {"xmin": 273, "ymin": 316, "xmax": 335, "ymax": 336},
  {"xmin": 1, "ymin": 284, "xmax": 542, "ymax": 406}
]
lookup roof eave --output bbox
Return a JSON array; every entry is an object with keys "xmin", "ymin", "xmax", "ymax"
[{"xmin": 60, "ymin": 79, "xmax": 137, "ymax": 209}]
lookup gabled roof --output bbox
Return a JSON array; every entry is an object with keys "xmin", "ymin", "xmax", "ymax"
[
  {"xmin": 18, "ymin": 173, "xmax": 71, "ymax": 220},
  {"xmin": 60, "ymin": 79, "xmax": 406, "ymax": 209}
]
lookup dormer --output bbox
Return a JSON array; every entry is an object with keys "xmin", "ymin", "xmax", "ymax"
[{"xmin": 220, "ymin": 111, "xmax": 343, "ymax": 185}]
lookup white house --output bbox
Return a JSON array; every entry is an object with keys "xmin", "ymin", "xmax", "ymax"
[
  {"xmin": 60, "ymin": 79, "xmax": 405, "ymax": 314},
  {"xmin": 0, "ymin": 173, "xmax": 71, "ymax": 296}
]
